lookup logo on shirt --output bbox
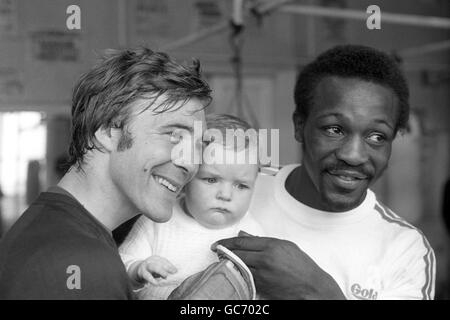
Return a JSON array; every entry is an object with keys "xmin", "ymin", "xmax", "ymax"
[{"xmin": 351, "ymin": 283, "xmax": 378, "ymax": 300}]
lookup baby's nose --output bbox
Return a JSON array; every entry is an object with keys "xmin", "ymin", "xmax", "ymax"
[{"xmin": 216, "ymin": 185, "xmax": 232, "ymax": 202}]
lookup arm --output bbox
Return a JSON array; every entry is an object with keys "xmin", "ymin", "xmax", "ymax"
[
  {"xmin": 213, "ymin": 233, "xmax": 345, "ymax": 300},
  {"xmin": 379, "ymin": 231, "xmax": 436, "ymax": 300}
]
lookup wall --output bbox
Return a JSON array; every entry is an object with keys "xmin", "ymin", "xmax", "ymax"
[{"xmin": 0, "ymin": 0, "xmax": 449, "ymax": 297}]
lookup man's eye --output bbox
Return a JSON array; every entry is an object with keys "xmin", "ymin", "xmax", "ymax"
[
  {"xmin": 367, "ymin": 133, "xmax": 386, "ymax": 144},
  {"xmin": 169, "ymin": 130, "xmax": 185, "ymax": 144},
  {"xmin": 323, "ymin": 126, "xmax": 343, "ymax": 136}
]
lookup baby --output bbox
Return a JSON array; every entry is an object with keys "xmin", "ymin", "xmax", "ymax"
[{"xmin": 119, "ymin": 114, "xmax": 263, "ymax": 300}]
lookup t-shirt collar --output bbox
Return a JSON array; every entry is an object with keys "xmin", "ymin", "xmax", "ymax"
[{"xmin": 274, "ymin": 164, "xmax": 375, "ymax": 228}]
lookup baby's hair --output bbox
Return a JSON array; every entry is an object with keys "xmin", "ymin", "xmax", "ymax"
[
  {"xmin": 204, "ymin": 113, "xmax": 258, "ymax": 164},
  {"xmin": 205, "ymin": 113, "xmax": 253, "ymax": 134}
]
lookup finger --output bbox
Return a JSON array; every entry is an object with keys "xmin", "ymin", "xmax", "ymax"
[
  {"xmin": 141, "ymin": 270, "xmax": 159, "ymax": 286},
  {"xmin": 229, "ymin": 249, "xmax": 262, "ymax": 268},
  {"xmin": 154, "ymin": 256, "xmax": 178, "ymax": 274},
  {"xmin": 163, "ymin": 262, "xmax": 178, "ymax": 274},
  {"xmin": 146, "ymin": 264, "xmax": 170, "ymax": 279},
  {"xmin": 212, "ymin": 236, "xmax": 272, "ymax": 252}
]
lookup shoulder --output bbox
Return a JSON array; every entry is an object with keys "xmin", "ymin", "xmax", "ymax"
[
  {"xmin": 30, "ymin": 233, "xmax": 122, "ymax": 277},
  {"xmin": 373, "ymin": 201, "xmax": 435, "ymax": 261},
  {"xmin": 253, "ymin": 165, "xmax": 285, "ymax": 198},
  {"xmin": 255, "ymin": 166, "xmax": 282, "ymax": 188},
  {"xmin": 373, "ymin": 203, "xmax": 436, "ymax": 299},
  {"xmin": 1, "ymin": 234, "xmax": 131, "ymax": 299},
  {"xmin": 259, "ymin": 166, "xmax": 282, "ymax": 176},
  {"xmin": 255, "ymin": 164, "xmax": 299, "ymax": 189},
  {"xmin": 250, "ymin": 164, "xmax": 297, "ymax": 212},
  {"xmin": 10, "ymin": 192, "xmax": 109, "ymax": 244},
  {"xmin": 373, "ymin": 201, "xmax": 424, "ymax": 236}
]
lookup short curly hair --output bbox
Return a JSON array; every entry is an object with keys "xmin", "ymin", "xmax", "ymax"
[
  {"xmin": 68, "ymin": 47, "xmax": 212, "ymax": 169},
  {"xmin": 294, "ymin": 45, "xmax": 409, "ymax": 132},
  {"xmin": 205, "ymin": 113, "xmax": 255, "ymax": 150},
  {"xmin": 206, "ymin": 114, "xmax": 253, "ymax": 135}
]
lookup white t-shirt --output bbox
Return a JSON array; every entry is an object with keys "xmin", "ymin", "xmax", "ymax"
[
  {"xmin": 249, "ymin": 164, "xmax": 436, "ymax": 300},
  {"xmin": 119, "ymin": 199, "xmax": 263, "ymax": 300}
]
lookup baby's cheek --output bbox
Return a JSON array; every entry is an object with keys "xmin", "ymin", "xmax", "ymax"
[
  {"xmin": 232, "ymin": 204, "xmax": 250, "ymax": 222},
  {"xmin": 240, "ymin": 193, "xmax": 253, "ymax": 211}
]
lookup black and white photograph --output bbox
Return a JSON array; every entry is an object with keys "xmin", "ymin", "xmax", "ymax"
[{"xmin": 0, "ymin": 0, "xmax": 449, "ymax": 306}]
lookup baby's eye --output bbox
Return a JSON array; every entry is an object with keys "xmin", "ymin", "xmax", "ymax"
[
  {"xmin": 203, "ymin": 177, "xmax": 217, "ymax": 184},
  {"xmin": 236, "ymin": 184, "xmax": 249, "ymax": 190}
]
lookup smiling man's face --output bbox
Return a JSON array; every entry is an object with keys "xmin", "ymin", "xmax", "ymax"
[
  {"xmin": 109, "ymin": 94, "xmax": 206, "ymax": 222},
  {"xmin": 293, "ymin": 76, "xmax": 399, "ymax": 212}
]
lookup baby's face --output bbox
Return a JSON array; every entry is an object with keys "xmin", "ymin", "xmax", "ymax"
[{"xmin": 184, "ymin": 161, "xmax": 258, "ymax": 229}]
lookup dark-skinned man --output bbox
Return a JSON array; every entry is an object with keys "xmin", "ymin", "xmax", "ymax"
[{"xmin": 215, "ymin": 45, "xmax": 435, "ymax": 300}]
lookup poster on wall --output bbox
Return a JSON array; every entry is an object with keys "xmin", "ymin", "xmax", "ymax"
[
  {"xmin": 0, "ymin": 67, "xmax": 23, "ymax": 99},
  {"xmin": 0, "ymin": 0, "xmax": 19, "ymax": 37},
  {"xmin": 133, "ymin": 0, "xmax": 170, "ymax": 37},
  {"xmin": 30, "ymin": 31, "xmax": 81, "ymax": 62},
  {"xmin": 192, "ymin": 0, "xmax": 224, "ymax": 31}
]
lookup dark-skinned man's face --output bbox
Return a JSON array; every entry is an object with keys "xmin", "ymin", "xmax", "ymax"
[{"xmin": 293, "ymin": 76, "xmax": 399, "ymax": 212}]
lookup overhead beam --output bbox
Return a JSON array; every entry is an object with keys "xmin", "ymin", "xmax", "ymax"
[
  {"xmin": 398, "ymin": 40, "xmax": 450, "ymax": 58},
  {"xmin": 278, "ymin": 4, "xmax": 450, "ymax": 29},
  {"xmin": 160, "ymin": 20, "xmax": 229, "ymax": 52},
  {"xmin": 160, "ymin": 0, "xmax": 291, "ymax": 52},
  {"xmin": 160, "ymin": 1, "xmax": 450, "ymax": 52}
]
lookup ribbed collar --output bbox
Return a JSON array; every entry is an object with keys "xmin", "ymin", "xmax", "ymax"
[{"xmin": 273, "ymin": 164, "xmax": 375, "ymax": 229}]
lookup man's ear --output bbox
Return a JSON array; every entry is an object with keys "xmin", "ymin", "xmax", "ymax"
[
  {"xmin": 94, "ymin": 126, "xmax": 121, "ymax": 153},
  {"xmin": 293, "ymin": 111, "xmax": 305, "ymax": 143}
]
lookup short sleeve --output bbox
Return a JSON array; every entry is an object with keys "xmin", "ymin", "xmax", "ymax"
[{"xmin": 379, "ymin": 230, "xmax": 436, "ymax": 300}]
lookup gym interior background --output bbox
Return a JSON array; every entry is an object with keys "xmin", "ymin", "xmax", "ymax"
[{"xmin": 0, "ymin": 0, "xmax": 448, "ymax": 299}]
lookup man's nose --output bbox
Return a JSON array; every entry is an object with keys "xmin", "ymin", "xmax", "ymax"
[
  {"xmin": 216, "ymin": 184, "xmax": 232, "ymax": 202},
  {"xmin": 335, "ymin": 135, "xmax": 369, "ymax": 166}
]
